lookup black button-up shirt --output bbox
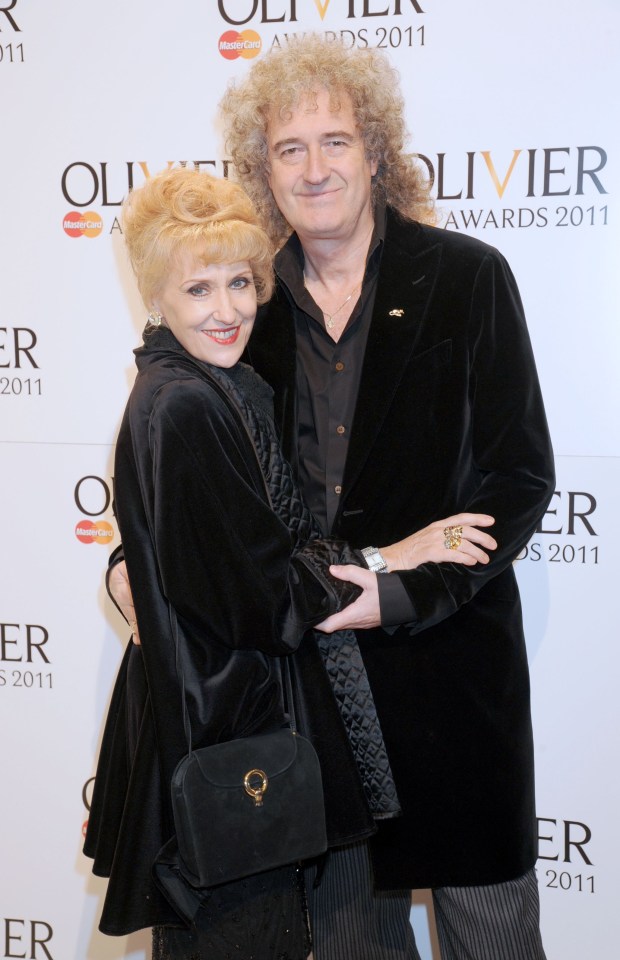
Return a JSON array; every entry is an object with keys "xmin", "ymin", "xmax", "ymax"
[
  {"xmin": 276, "ymin": 225, "xmax": 382, "ymax": 534},
  {"xmin": 274, "ymin": 206, "xmax": 415, "ymax": 627}
]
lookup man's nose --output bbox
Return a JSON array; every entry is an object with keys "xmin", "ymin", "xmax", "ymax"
[{"xmin": 303, "ymin": 144, "xmax": 330, "ymax": 184}]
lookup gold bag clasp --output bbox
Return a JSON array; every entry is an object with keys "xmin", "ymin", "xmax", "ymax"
[{"xmin": 243, "ymin": 768, "xmax": 269, "ymax": 807}]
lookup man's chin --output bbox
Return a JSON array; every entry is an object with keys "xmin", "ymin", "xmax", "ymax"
[{"xmin": 296, "ymin": 217, "xmax": 347, "ymax": 241}]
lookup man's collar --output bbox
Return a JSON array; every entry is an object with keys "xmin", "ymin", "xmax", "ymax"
[{"xmin": 274, "ymin": 201, "xmax": 388, "ymax": 289}]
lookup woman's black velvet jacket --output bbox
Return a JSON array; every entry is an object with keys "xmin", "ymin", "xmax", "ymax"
[{"xmin": 83, "ymin": 328, "xmax": 374, "ymax": 935}]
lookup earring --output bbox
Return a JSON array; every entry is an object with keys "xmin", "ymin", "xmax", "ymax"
[{"xmin": 147, "ymin": 310, "xmax": 163, "ymax": 327}]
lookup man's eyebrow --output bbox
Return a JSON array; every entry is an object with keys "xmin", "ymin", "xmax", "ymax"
[
  {"xmin": 322, "ymin": 129, "xmax": 356, "ymax": 140},
  {"xmin": 271, "ymin": 137, "xmax": 303, "ymax": 152},
  {"xmin": 271, "ymin": 130, "xmax": 356, "ymax": 152}
]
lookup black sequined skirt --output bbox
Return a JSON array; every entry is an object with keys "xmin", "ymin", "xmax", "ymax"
[{"xmin": 152, "ymin": 864, "xmax": 310, "ymax": 960}]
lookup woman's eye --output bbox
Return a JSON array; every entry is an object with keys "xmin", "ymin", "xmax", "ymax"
[
  {"xmin": 188, "ymin": 285, "xmax": 208, "ymax": 297},
  {"xmin": 230, "ymin": 276, "xmax": 253, "ymax": 290}
]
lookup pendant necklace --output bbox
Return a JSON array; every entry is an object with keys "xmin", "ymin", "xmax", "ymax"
[{"xmin": 319, "ymin": 284, "xmax": 361, "ymax": 330}]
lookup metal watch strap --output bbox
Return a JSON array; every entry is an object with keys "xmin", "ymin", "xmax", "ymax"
[{"xmin": 361, "ymin": 546, "xmax": 388, "ymax": 573}]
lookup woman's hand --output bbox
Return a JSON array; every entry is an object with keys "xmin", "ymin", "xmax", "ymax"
[
  {"xmin": 108, "ymin": 560, "xmax": 141, "ymax": 645},
  {"xmin": 380, "ymin": 513, "xmax": 497, "ymax": 572}
]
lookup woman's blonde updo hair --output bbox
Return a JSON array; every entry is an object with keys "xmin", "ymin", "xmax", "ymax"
[
  {"xmin": 122, "ymin": 168, "xmax": 274, "ymax": 307},
  {"xmin": 220, "ymin": 34, "xmax": 435, "ymax": 247}
]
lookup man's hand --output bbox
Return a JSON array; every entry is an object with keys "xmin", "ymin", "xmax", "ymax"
[
  {"xmin": 315, "ymin": 565, "xmax": 380, "ymax": 633},
  {"xmin": 380, "ymin": 513, "xmax": 497, "ymax": 571},
  {"xmin": 108, "ymin": 560, "xmax": 140, "ymax": 645}
]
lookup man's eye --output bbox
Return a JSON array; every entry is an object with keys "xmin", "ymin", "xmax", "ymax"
[
  {"xmin": 324, "ymin": 140, "xmax": 348, "ymax": 153},
  {"xmin": 280, "ymin": 146, "xmax": 304, "ymax": 159}
]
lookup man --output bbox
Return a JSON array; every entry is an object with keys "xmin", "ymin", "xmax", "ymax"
[{"xmin": 113, "ymin": 36, "xmax": 554, "ymax": 960}]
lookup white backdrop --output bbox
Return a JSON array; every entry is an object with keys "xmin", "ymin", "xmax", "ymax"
[{"xmin": 1, "ymin": 2, "xmax": 618, "ymax": 958}]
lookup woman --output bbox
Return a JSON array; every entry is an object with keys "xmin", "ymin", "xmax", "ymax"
[{"xmin": 83, "ymin": 168, "xmax": 376, "ymax": 959}]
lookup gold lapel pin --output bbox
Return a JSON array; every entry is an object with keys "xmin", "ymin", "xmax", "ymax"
[{"xmin": 388, "ymin": 308, "xmax": 405, "ymax": 317}]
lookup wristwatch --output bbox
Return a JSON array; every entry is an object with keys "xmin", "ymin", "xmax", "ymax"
[{"xmin": 361, "ymin": 546, "xmax": 388, "ymax": 574}]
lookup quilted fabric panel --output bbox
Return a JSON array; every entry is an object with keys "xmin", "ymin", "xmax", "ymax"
[
  {"xmin": 315, "ymin": 629, "xmax": 401, "ymax": 819},
  {"xmin": 211, "ymin": 364, "xmax": 401, "ymax": 820}
]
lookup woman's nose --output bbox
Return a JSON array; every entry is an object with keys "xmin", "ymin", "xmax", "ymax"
[{"xmin": 211, "ymin": 289, "xmax": 236, "ymax": 324}]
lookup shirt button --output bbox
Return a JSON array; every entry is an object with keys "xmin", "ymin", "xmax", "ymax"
[
  {"xmin": 335, "ymin": 361, "xmax": 345, "ymax": 372},
  {"xmin": 334, "ymin": 485, "xmax": 342, "ymax": 495},
  {"xmin": 336, "ymin": 424, "xmax": 346, "ymax": 435}
]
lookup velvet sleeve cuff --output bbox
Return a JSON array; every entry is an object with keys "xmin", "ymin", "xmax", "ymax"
[{"xmin": 378, "ymin": 573, "xmax": 418, "ymax": 628}]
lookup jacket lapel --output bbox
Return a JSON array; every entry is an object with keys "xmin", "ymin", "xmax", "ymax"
[{"xmin": 341, "ymin": 215, "xmax": 443, "ymax": 499}]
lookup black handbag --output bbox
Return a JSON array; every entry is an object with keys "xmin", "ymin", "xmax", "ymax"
[
  {"xmin": 171, "ymin": 725, "xmax": 327, "ymax": 888},
  {"xmin": 168, "ymin": 612, "xmax": 327, "ymax": 888}
]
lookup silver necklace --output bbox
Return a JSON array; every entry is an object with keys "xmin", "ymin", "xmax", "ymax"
[{"xmin": 316, "ymin": 283, "xmax": 361, "ymax": 329}]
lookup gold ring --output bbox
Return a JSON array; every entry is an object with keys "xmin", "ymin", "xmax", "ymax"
[{"xmin": 443, "ymin": 525, "xmax": 463, "ymax": 550}]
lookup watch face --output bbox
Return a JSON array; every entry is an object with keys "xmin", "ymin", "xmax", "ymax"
[{"xmin": 363, "ymin": 548, "xmax": 387, "ymax": 572}]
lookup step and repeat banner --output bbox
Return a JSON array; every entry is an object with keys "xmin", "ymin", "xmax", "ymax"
[{"xmin": 1, "ymin": 2, "xmax": 618, "ymax": 958}]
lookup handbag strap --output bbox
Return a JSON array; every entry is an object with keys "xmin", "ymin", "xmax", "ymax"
[
  {"xmin": 281, "ymin": 655, "xmax": 297, "ymax": 734},
  {"xmin": 169, "ymin": 604, "xmax": 193, "ymax": 754}
]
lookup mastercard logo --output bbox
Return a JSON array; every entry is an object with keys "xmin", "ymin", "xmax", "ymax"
[
  {"xmin": 63, "ymin": 210, "xmax": 103, "ymax": 238},
  {"xmin": 75, "ymin": 520, "xmax": 114, "ymax": 544},
  {"xmin": 218, "ymin": 30, "xmax": 262, "ymax": 60}
]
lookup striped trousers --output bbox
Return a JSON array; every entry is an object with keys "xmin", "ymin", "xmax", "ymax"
[{"xmin": 305, "ymin": 842, "xmax": 546, "ymax": 960}]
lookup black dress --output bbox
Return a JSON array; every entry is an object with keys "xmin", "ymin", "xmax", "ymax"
[
  {"xmin": 152, "ymin": 866, "xmax": 310, "ymax": 960},
  {"xmin": 134, "ymin": 361, "xmax": 312, "ymax": 960},
  {"xmin": 85, "ymin": 327, "xmax": 373, "ymax": 951}
]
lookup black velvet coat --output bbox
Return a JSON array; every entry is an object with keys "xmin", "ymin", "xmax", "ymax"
[
  {"xmin": 84, "ymin": 330, "xmax": 374, "ymax": 935},
  {"xmin": 245, "ymin": 210, "xmax": 556, "ymax": 890}
]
